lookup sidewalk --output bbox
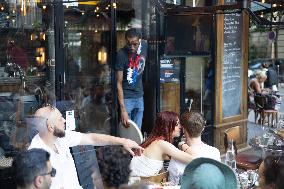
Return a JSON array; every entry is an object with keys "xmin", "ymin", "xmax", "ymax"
[{"xmin": 239, "ymin": 84, "xmax": 284, "ymax": 157}]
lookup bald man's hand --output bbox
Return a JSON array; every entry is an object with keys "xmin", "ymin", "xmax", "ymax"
[{"xmin": 121, "ymin": 138, "xmax": 144, "ymax": 156}]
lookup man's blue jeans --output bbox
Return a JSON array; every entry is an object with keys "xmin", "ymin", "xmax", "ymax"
[{"xmin": 124, "ymin": 97, "xmax": 144, "ymax": 129}]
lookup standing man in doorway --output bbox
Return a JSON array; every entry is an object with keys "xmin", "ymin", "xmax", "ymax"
[{"xmin": 116, "ymin": 28, "xmax": 147, "ymax": 129}]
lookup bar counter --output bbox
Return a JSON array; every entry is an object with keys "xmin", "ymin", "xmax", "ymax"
[{"xmin": 0, "ymin": 76, "xmax": 46, "ymax": 92}]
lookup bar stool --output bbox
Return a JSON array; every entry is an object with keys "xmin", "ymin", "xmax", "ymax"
[
  {"xmin": 261, "ymin": 110, "xmax": 278, "ymax": 127},
  {"xmin": 254, "ymin": 95, "xmax": 278, "ymax": 127}
]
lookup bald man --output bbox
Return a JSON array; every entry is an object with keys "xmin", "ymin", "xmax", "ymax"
[{"xmin": 28, "ymin": 106, "xmax": 143, "ymax": 189}]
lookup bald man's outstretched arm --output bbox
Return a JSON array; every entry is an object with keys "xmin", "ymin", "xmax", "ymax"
[{"xmin": 79, "ymin": 133, "xmax": 143, "ymax": 156}]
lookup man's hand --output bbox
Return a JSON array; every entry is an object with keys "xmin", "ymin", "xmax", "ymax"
[
  {"xmin": 122, "ymin": 138, "xmax": 144, "ymax": 156},
  {"xmin": 121, "ymin": 110, "xmax": 130, "ymax": 128}
]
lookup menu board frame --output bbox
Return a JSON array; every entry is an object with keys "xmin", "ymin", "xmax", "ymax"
[{"xmin": 214, "ymin": 0, "xmax": 249, "ymax": 124}]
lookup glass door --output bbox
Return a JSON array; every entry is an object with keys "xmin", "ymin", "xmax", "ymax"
[
  {"xmin": 183, "ymin": 56, "xmax": 213, "ymax": 124},
  {"xmin": 62, "ymin": 0, "xmax": 112, "ymax": 135},
  {"xmin": 162, "ymin": 12, "xmax": 215, "ymax": 145}
]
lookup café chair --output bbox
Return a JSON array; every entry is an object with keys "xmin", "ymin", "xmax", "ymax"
[
  {"xmin": 254, "ymin": 95, "xmax": 278, "ymax": 127},
  {"xmin": 119, "ymin": 119, "xmax": 143, "ymax": 144},
  {"xmin": 224, "ymin": 126, "xmax": 262, "ymax": 170},
  {"xmin": 140, "ymin": 171, "xmax": 169, "ymax": 184}
]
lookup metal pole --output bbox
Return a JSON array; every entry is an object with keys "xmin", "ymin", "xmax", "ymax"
[{"xmin": 110, "ymin": 0, "xmax": 118, "ymax": 136}]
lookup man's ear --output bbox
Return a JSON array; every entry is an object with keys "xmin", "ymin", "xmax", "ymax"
[
  {"xmin": 34, "ymin": 175, "xmax": 43, "ymax": 188},
  {"xmin": 46, "ymin": 120, "xmax": 54, "ymax": 132}
]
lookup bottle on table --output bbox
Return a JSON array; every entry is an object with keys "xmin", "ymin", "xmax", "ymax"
[{"xmin": 225, "ymin": 139, "xmax": 236, "ymax": 171}]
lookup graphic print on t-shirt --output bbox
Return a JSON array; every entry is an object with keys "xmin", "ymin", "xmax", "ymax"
[{"xmin": 127, "ymin": 54, "xmax": 145, "ymax": 86}]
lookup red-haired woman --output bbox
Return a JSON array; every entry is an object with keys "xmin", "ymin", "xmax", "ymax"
[{"xmin": 130, "ymin": 111, "xmax": 194, "ymax": 177}]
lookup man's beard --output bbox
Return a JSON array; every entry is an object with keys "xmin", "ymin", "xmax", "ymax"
[{"xmin": 53, "ymin": 126, "xmax": 65, "ymax": 138}]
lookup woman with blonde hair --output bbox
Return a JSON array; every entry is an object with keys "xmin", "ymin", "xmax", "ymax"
[
  {"xmin": 249, "ymin": 70, "xmax": 267, "ymax": 94},
  {"xmin": 130, "ymin": 111, "xmax": 195, "ymax": 177}
]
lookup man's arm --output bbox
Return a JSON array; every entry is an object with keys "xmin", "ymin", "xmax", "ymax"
[
  {"xmin": 117, "ymin": 71, "xmax": 129, "ymax": 127},
  {"xmin": 79, "ymin": 133, "xmax": 143, "ymax": 156}
]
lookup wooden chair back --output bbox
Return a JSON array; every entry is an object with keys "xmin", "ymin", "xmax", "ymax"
[{"xmin": 140, "ymin": 171, "xmax": 168, "ymax": 184}]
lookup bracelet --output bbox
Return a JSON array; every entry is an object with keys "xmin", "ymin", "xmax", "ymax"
[
  {"xmin": 178, "ymin": 142, "xmax": 186, "ymax": 150},
  {"xmin": 184, "ymin": 148, "xmax": 189, "ymax": 152}
]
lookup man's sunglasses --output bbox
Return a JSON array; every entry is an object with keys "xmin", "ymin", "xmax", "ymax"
[
  {"xmin": 41, "ymin": 167, "xmax": 56, "ymax": 177},
  {"xmin": 126, "ymin": 41, "xmax": 140, "ymax": 48}
]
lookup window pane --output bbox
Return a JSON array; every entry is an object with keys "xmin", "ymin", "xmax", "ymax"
[
  {"xmin": 185, "ymin": 57, "xmax": 213, "ymax": 124},
  {"xmin": 63, "ymin": 1, "xmax": 112, "ymax": 134},
  {"xmin": 0, "ymin": 0, "xmax": 54, "ymax": 166}
]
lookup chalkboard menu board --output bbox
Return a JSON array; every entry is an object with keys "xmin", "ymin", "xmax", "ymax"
[{"xmin": 222, "ymin": 0, "xmax": 242, "ymax": 118}]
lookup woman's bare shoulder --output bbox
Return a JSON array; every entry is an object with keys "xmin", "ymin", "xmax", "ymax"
[
  {"xmin": 155, "ymin": 139, "xmax": 172, "ymax": 146},
  {"xmin": 249, "ymin": 78, "xmax": 257, "ymax": 84}
]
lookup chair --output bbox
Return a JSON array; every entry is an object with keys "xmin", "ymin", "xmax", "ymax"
[
  {"xmin": 119, "ymin": 119, "xmax": 143, "ymax": 144},
  {"xmin": 224, "ymin": 126, "xmax": 262, "ymax": 170},
  {"xmin": 254, "ymin": 95, "xmax": 278, "ymax": 127},
  {"xmin": 140, "ymin": 171, "xmax": 169, "ymax": 184}
]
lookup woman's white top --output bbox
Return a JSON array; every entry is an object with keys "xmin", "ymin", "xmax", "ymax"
[
  {"xmin": 167, "ymin": 144, "xmax": 221, "ymax": 185},
  {"xmin": 130, "ymin": 154, "xmax": 164, "ymax": 177}
]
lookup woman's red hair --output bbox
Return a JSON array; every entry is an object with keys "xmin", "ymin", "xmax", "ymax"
[{"xmin": 141, "ymin": 111, "xmax": 179, "ymax": 148}]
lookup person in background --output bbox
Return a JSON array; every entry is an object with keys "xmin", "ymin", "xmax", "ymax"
[
  {"xmin": 263, "ymin": 63, "xmax": 278, "ymax": 91},
  {"xmin": 249, "ymin": 70, "xmax": 268, "ymax": 94},
  {"xmin": 180, "ymin": 157, "xmax": 237, "ymax": 189},
  {"xmin": 92, "ymin": 146, "xmax": 132, "ymax": 189},
  {"xmin": 80, "ymin": 83, "xmax": 110, "ymax": 134},
  {"xmin": 203, "ymin": 60, "xmax": 214, "ymax": 122},
  {"xmin": 116, "ymin": 28, "xmax": 147, "ymax": 129},
  {"xmin": 168, "ymin": 112, "xmax": 220, "ymax": 185},
  {"xmin": 13, "ymin": 148, "xmax": 55, "ymax": 189},
  {"xmin": 258, "ymin": 155, "xmax": 284, "ymax": 189},
  {"xmin": 130, "ymin": 111, "xmax": 195, "ymax": 177},
  {"xmin": 28, "ymin": 106, "xmax": 143, "ymax": 189},
  {"xmin": 249, "ymin": 70, "xmax": 279, "ymax": 112},
  {"xmin": 6, "ymin": 37, "xmax": 29, "ymax": 71}
]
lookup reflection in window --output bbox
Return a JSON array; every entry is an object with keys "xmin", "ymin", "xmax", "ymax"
[
  {"xmin": 185, "ymin": 57, "xmax": 213, "ymax": 124},
  {"xmin": 0, "ymin": 1, "xmax": 52, "ymax": 159},
  {"xmin": 63, "ymin": 1, "xmax": 112, "ymax": 134}
]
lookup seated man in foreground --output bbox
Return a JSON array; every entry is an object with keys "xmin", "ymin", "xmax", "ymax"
[
  {"xmin": 28, "ymin": 106, "xmax": 143, "ymax": 189},
  {"xmin": 92, "ymin": 146, "xmax": 132, "ymax": 189},
  {"xmin": 13, "ymin": 148, "xmax": 55, "ymax": 189},
  {"xmin": 168, "ymin": 112, "xmax": 220, "ymax": 185}
]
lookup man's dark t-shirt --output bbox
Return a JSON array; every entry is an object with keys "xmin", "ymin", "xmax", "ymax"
[
  {"xmin": 115, "ymin": 40, "xmax": 147, "ymax": 99},
  {"xmin": 265, "ymin": 66, "xmax": 278, "ymax": 88}
]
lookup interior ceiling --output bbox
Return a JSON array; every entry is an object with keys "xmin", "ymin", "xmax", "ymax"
[
  {"xmin": 251, "ymin": 0, "xmax": 284, "ymax": 13},
  {"xmin": 249, "ymin": 0, "xmax": 284, "ymax": 27}
]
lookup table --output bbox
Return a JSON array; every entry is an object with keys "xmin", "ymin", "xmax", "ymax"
[{"xmin": 249, "ymin": 129, "xmax": 284, "ymax": 157}]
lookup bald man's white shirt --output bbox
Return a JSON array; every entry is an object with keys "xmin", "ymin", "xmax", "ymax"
[{"xmin": 29, "ymin": 131, "xmax": 83, "ymax": 189}]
